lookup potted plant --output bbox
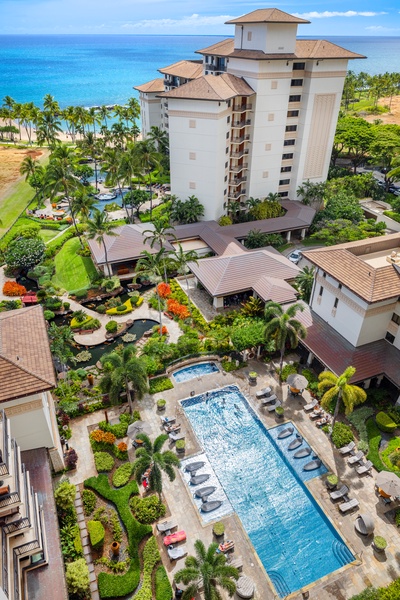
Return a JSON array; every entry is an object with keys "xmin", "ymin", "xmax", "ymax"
[
  {"xmin": 275, "ymin": 406, "xmax": 284, "ymax": 419},
  {"xmin": 213, "ymin": 522, "xmax": 225, "ymax": 538},
  {"xmin": 157, "ymin": 399, "xmax": 166, "ymax": 411},
  {"xmin": 373, "ymin": 536, "xmax": 387, "ymax": 553},
  {"xmin": 248, "ymin": 371, "xmax": 258, "ymax": 386},
  {"xmin": 176, "ymin": 439, "xmax": 185, "ymax": 454},
  {"xmin": 326, "ymin": 474, "xmax": 338, "ymax": 490}
]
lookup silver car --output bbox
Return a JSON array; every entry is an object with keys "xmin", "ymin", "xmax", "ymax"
[{"xmin": 288, "ymin": 250, "xmax": 302, "ymax": 264}]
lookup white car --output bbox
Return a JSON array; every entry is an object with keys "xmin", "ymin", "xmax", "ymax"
[{"xmin": 288, "ymin": 250, "xmax": 302, "ymax": 264}]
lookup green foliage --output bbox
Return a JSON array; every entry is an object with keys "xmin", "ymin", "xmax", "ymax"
[
  {"xmin": 43, "ymin": 309, "xmax": 55, "ymax": 321},
  {"xmin": 395, "ymin": 509, "xmax": 400, "ymax": 527},
  {"xmin": 149, "ymin": 377, "xmax": 174, "ymax": 394},
  {"xmin": 347, "ymin": 406, "xmax": 374, "ymax": 451},
  {"xmin": 5, "ymin": 237, "xmax": 46, "ymax": 269},
  {"xmin": 244, "ymin": 229, "xmax": 284, "ymax": 249},
  {"xmin": 95, "ymin": 556, "xmax": 130, "ymax": 573},
  {"xmin": 383, "ymin": 210, "xmax": 400, "ymax": 223},
  {"xmin": 230, "ymin": 320, "xmax": 266, "ymax": 352},
  {"xmin": 218, "ymin": 215, "xmax": 233, "ymax": 226},
  {"xmin": 366, "ymin": 419, "xmax": 385, "ymax": 472},
  {"xmin": 93, "ymin": 507, "xmax": 109, "ymax": 526},
  {"xmin": 60, "ymin": 523, "xmax": 83, "ymax": 562},
  {"xmin": 311, "ymin": 218, "xmax": 386, "ymax": 245},
  {"xmin": 129, "ymin": 495, "xmax": 166, "ymax": 524},
  {"xmin": 94, "ymin": 452, "xmax": 115, "ymax": 472},
  {"xmin": 349, "ymin": 588, "xmax": 379, "ymax": 600},
  {"xmin": 87, "ymin": 520, "xmax": 105, "ymax": 550},
  {"xmin": 376, "ymin": 411, "xmax": 397, "ymax": 433},
  {"xmin": 84, "ymin": 475, "xmax": 151, "ymax": 598},
  {"xmin": 55, "ymin": 480, "xmax": 76, "ymax": 511},
  {"xmin": 213, "ymin": 522, "xmax": 225, "ymax": 536},
  {"xmin": 331, "ymin": 422, "xmax": 354, "ymax": 449},
  {"xmin": 280, "ymin": 363, "xmax": 299, "ymax": 382},
  {"xmin": 65, "ymin": 558, "xmax": 90, "ymax": 598},
  {"xmin": 381, "ymin": 438, "xmax": 400, "ymax": 472},
  {"xmin": 82, "ymin": 489, "xmax": 97, "ymax": 516},
  {"xmin": 132, "ymin": 536, "xmax": 161, "ymax": 600},
  {"xmin": 155, "ymin": 565, "xmax": 173, "ymax": 600},
  {"xmin": 106, "ymin": 320, "xmax": 118, "ymax": 333},
  {"xmin": 249, "ymin": 199, "xmax": 284, "ymax": 220},
  {"xmin": 113, "ymin": 462, "xmax": 134, "ymax": 487},
  {"xmin": 98, "ymin": 413, "xmax": 138, "ymax": 439},
  {"xmin": 110, "ymin": 508, "xmax": 123, "ymax": 543}
]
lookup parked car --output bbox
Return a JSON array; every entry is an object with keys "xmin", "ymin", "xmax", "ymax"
[{"xmin": 288, "ymin": 250, "xmax": 302, "ymax": 264}]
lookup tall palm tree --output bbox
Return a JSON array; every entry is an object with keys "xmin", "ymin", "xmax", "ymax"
[
  {"xmin": 143, "ymin": 218, "xmax": 175, "ymax": 282},
  {"xmin": 100, "ymin": 345, "xmax": 148, "ymax": 413},
  {"xmin": 85, "ymin": 208, "xmax": 119, "ymax": 276},
  {"xmin": 264, "ymin": 301, "xmax": 307, "ymax": 371},
  {"xmin": 20, "ymin": 155, "xmax": 40, "ymax": 181},
  {"xmin": 175, "ymin": 540, "xmax": 239, "ymax": 600},
  {"xmin": 136, "ymin": 248, "xmax": 166, "ymax": 334},
  {"xmin": 132, "ymin": 433, "xmax": 180, "ymax": 501},
  {"xmin": 147, "ymin": 126, "xmax": 169, "ymax": 154},
  {"xmin": 36, "ymin": 111, "xmax": 62, "ymax": 147},
  {"xmin": 71, "ymin": 190, "xmax": 95, "ymax": 222},
  {"xmin": 169, "ymin": 244, "xmax": 198, "ymax": 313},
  {"xmin": 131, "ymin": 140, "xmax": 162, "ymax": 217},
  {"xmin": 43, "ymin": 94, "xmax": 60, "ymax": 115},
  {"xmin": 294, "ymin": 266, "xmax": 315, "ymax": 304},
  {"xmin": 318, "ymin": 367, "xmax": 367, "ymax": 432}
]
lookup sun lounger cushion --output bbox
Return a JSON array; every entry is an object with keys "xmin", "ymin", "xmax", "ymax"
[
  {"xmin": 169, "ymin": 432, "xmax": 185, "ymax": 442},
  {"xmin": 330, "ymin": 485, "xmax": 349, "ymax": 500},
  {"xmin": 262, "ymin": 394, "xmax": 277, "ymax": 405},
  {"xmin": 356, "ymin": 460, "xmax": 372, "ymax": 475},
  {"xmin": 303, "ymin": 399, "xmax": 318, "ymax": 411},
  {"xmin": 348, "ymin": 451, "xmax": 364, "ymax": 465},
  {"xmin": 163, "ymin": 530, "xmax": 186, "ymax": 546},
  {"xmin": 256, "ymin": 387, "xmax": 271, "ymax": 398},
  {"xmin": 157, "ymin": 520, "xmax": 177, "ymax": 533},
  {"xmin": 339, "ymin": 498, "xmax": 359, "ymax": 513},
  {"xmin": 267, "ymin": 400, "xmax": 281, "ymax": 412},
  {"xmin": 167, "ymin": 545, "xmax": 187, "ymax": 561},
  {"xmin": 339, "ymin": 441, "xmax": 356, "ymax": 455}
]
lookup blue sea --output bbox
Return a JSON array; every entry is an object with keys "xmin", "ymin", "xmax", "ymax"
[{"xmin": 0, "ymin": 35, "xmax": 399, "ymax": 108}]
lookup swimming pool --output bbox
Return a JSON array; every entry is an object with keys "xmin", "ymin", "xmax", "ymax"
[
  {"xmin": 172, "ymin": 361, "xmax": 219, "ymax": 383},
  {"xmin": 181, "ymin": 385, "xmax": 353, "ymax": 598}
]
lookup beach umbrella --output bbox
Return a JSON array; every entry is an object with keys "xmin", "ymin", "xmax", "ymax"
[
  {"xmin": 286, "ymin": 373, "xmax": 308, "ymax": 390},
  {"xmin": 127, "ymin": 421, "xmax": 152, "ymax": 439},
  {"xmin": 376, "ymin": 471, "xmax": 400, "ymax": 498}
]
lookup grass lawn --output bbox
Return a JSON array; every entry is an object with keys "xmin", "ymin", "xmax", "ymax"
[
  {"xmin": 39, "ymin": 229, "xmax": 58, "ymax": 243},
  {"xmin": 52, "ymin": 237, "xmax": 98, "ymax": 293}
]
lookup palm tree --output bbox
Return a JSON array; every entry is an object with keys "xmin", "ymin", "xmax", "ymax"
[
  {"xmin": 147, "ymin": 126, "xmax": 169, "ymax": 155},
  {"xmin": 71, "ymin": 190, "xmax": 95, "ymax": 222},
  {"xmin": 85, "ymin": 208, "xmax": 119, "ymax": 276},
  {"xmin": 143, "ymin": 218, "xmax": 175, "ymax": 282},
  {"xmin": 264, "ymin": 301, "xmax": 307, "ymax": 371},
  {"xmin": 294, "ymin": 266, "xmax": 315, "ymax": 304},
  {"xmin": 175, "ymin": 540, "xmax": 239, "ymax": 600},
  {"xmin": 132, "ymin": 433, "xmax": 180, "ymax": 501},
  {"xmin": 100, "ymin": 345, "xmax": 148, "ymax": 413},
  {"xmin": 131, "ymin": 140, "xmax": 162, "ymax": 217},
  {"xmin": 43, "ymin": 94, "xmax": 60, "ymax": 115},
  {"xmin": 169, "ymin": 244, "xmax": 198, "ymax": 313},
  {"xmin": 265, "ymin": 192, "xmax": 281, "ymax": 202},
  {"xmin": 36, "ymin": 111, "xmax": 62, "ymax": 147},
  {"xmin": 318, "ymin": 367, "xmax": 367, "ymax": 432},
  {"xmin": 136, "ymin": 248, "xmax": 166, "ymax": 334},
  {"xmin": 20, "ymin": 155, "xmax": 40, "ymax": 181}
]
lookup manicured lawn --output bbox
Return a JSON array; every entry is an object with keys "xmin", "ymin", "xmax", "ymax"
[
  {"xmin": 39, "ymin": 229, "xmax": 58, "ymax": 242},
  {"xmin": 0, "ymin": 177, "xmax": 37, "ymax": 237},
  {"xmin": 52, "ymin": 237, "xmax": 98, "ymax": 293}
]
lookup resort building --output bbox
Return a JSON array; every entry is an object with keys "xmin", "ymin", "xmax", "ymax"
[
  {"xmin": 135, "ymin": 7, "xmax": 364, "ymax": 220},
  {"xmin": 301, "ymin": 234, "xmax": 400, "ymax": 395}
]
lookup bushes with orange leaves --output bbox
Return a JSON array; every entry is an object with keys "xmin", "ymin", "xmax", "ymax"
[
  {"xmin": 89, "ymin": 429, "xmax": 116, "ymax": 445},
  {"xmin": 166, "ymin": 298, "xmax": 190, "ymax": 320},
  {"xmin": 3, "ymin": 281, "xmax": 27, "ymax": 297},
  {"xmin": 157, "ymin": 282, "xmax": 171, "ymax": 298}
]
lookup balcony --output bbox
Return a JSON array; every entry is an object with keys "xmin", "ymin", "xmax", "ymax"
[
  {"xmin": 232, "ymin": 103, "xmax": 253, "ymax": 113},
  {"xmin": 228, "ymin": 189, "xmax": 247, "ymax": 200},
  {"xmin": 205, "ymin": 64, "xmax": 227, "ymax": 73},
  {"xmin": 230, "ymin": 148, "xmax": 249, "ymax": 159},
  {"xmin": 228, "ymin": 176, "xmax": 247, "ymax": 186},
  {"xmin": 229, "ymin": 163, "xmax": 248, "ymax": 173},
  {"xmin": 0, "ymin": 410, "xmax": 10, "ymax": 477},
  {"xmin": 231, "ymin": 134, "xmax": 250, "ymax": 144},
  {"xmin": 231, "ymin": 119, "xmax": 251, "ymax": 129}
]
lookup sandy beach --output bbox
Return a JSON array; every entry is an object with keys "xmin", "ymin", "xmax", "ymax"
[{"xmin": 0, "ymin": 146, "xmax": 47, "ymax": 203}]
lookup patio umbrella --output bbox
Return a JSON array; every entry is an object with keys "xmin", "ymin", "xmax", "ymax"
[
  {"xmin": 286, "ymin": 373, "xmax": 308, "ymax": 390},
  {"xmin": 375, "ymin": 471, "xmax": 400, "ymax": 498},
  {"xmin": 127, "ymin": 421, "xmax": 152, "ymax": 439}
]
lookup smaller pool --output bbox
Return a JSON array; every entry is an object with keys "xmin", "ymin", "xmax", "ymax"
[{"xmin": 172, "ymin": 362, "xmax": 219, "ymax": 383}]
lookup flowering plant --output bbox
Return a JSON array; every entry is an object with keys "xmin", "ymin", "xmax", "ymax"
[
  {"xmin": 117, "ymin": 442, "xmax": 127, "ymax": 453},
  {"xmin": 3, "ymin": 281, "xmax": 27, "ymax": 297},
  {"xmin": 157, "ymin": 326, "xmax": 168, "ymax": 335},
  {"xmin": 157, "ymin": 282, "xmax": 171, "ymax": 298},
  {"xmin": 90, "ymin": 429, "xmax": 116, "ymax": 445},
  {"xmin": 167, "ymin": 298, "xmax": 190, "ymax": 320}
]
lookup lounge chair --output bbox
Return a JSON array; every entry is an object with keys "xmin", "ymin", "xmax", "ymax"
[
  {"xmin": 163, "ymin": 530, "xmax": 186, "ymax": 546},
  {"xmin": 156, "ymin": 520, "xmax": 177, "ymax": 533},
  {"xmin": 261, "ymin": 394, "xmax": 277, "ymax": 405},
  {"xmin": 267, "ymin": 400, "xmax": 281, "ymax": 412},
  {"xmin": 356, "ymin": 460, "xmax": 373, "ymax": 475},
  {"xmin": 256, "ymin": 387, "xmax": 272, "ymax": 398},
  {"xmin": 316, "ymin": 415, "xmax": 331, "ymax": 427},
  {"xmin": 303, "ymin": 399, "xmax": 318, "ymax": 411},
  {"xmin": 167, "ymin": 545, "xmax": 187, "ymax": 561},
  {"xmin": 339, "ymin": 441, "xmax": 356, "ymax": 455},
  {"xmin": 169, "ymin": 432, "xmax": 185, "ymax": 442},
  {"xmin": 348, "ymin": 451, "xmax": 364, "ymax": 465},
  {"xmin": 227, "ymin": 555, "xmax": 243, "ymax": 571},
  {"xmin": 216, "ymin": 539, "xmax": 234, "ymax": 553},
  {"xmin": 355, "ymin": 514, "xmax": 375, "ymax": 536},
  {"xmin": 309, "ymin": 408, "xmax": 324, "ymax": 419},
  {"xmin": 330, "ymin": 485, "xmax": 349, "ymax": 501},
  {"xmin": 164, "ymin": 423, "xmax": 181, "ymax": 433},
  {"xmin": 236, "ymin": 575, "xmax": 255, "ymax": 599},
  {"xmin": 339, "ymin": 497, "xmax": 359, "ymax": 513},
  {"xmin": 161, "ymin": 416, "xmax": 176, "ymax": 425}
]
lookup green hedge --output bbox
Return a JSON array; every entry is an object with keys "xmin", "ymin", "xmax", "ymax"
[
  {"xmin": 350, "ymin": 579, "xmax": 400, "ymax": 600},
  {"xmin": 376, "ymin": 411, "xmax": 397, "ymax": 433},
  {"xmin": 82, "ymin": 489, "xmax": 97, "ymax": 516},
  {"xmin": 347, "ymin": 406, "xmax": 374, "ymax": 453},
  {"xmin": 98, "ymin": 412, "xmax": 139, "ymax": 439},
  {"xmin": 155, "ymin": 565, "xmax": 173, "ymax": 600},
  {"xmin": 87, "ymin": 520, "xmax": 105, "ymax": 551},
  {"xmin": 331, "ymin": 422, "xmax": 354, "ymax": 449},
  {"xmin": 94, "ymin": 452, "xmax": 115, "ymax": 472},
  {"xmin": 149, "ymin": 377, "xmax": 174, "ymax": 394},
  {"xmin": 132, "ymin": 536, "xmax": 160, "ymax": 600},
  {"xmin": 366, "ymin": 418, "xmax": 385, "ymax": 472},
  {"xmin": 84, "ymin": 475, "xmax": 151, "ymax": 598},
  {"xmin": 113, "ymin": 463, "xmax": 134, "ymax": 488},
  {"xmin": 129, "ymin": 495, "xmax": 166, "ymax": 524},
  {"xmin": 383, "ymin": 210, "xmax": 400, "ymax": 224}
]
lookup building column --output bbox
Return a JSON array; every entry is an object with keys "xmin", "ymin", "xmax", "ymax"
[
  {"xmin": 213, "ymin": 296, "xmax": 224, "ymax": 309},
  {"xmin": 286, "ymin": 231, "xmax": 291, "ymax": 242},
  {"xmin": 363, "ymin": 378, "xmax": 371, "ymax": 389},
  {"xmin": 306, "ymin": 351, "xmax": 314, "ymax": 366},
  {"xmin": 376, "ymin": 375, "xmax": 384, "ymax": 387},
  {"xmin": 300, "ymin": 228, "xmax": 306, "ymax": 240}
]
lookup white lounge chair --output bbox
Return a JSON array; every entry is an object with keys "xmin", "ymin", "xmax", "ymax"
[
  {"xmin": 356, "ymin": 460, "xmax": 373, "ymax": 475},
  {"xmin": 256, "ymin": 387, "xmax": 272, "ymax": 398},
  {"xmin": 261, "ymin": 394, "xmax": 277, "ymax": 405},
  {"xmin": 330, "ymin": 485, "xmax": 349, "ymax": 501},
  {"xmin": 167, "ymin": 545, "xmax": 187, "ymax": 561},
  {"xmin": 157, "ymin": 520, "xmax": 177, "ymax": 533},
  {"xmin": 303, "ymin": 399, "xmax": 318, "ymax": 411},
  {"xmin": 160, "ymin": 416, "xmax": 176, "ymax": 425},
  {"xmin": 169, "ymin": 432, "xmax": 185, "ymax": 442},
  {"xmin": 348, "ymin": 451, "xmax": 364, "ymax": 465},
  {"xmin": 267, "ymin": 400, "xmax": 281, "ymax": 412},
  {"xmin": 339, "ymin": 441, "xmax": 356, "ymax": 455},
  {"xmin": 339, "ymin": 498, "xmax": 359, "ymax": 513}
]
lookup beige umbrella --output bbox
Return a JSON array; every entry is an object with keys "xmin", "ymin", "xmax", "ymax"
[
  {"xmin": 376, "ymin": 471, "xmax": 400, "ymax": 498},
  {"xmin": 286, "ymin": 373, "xmax": 308, "ymax": 390}
]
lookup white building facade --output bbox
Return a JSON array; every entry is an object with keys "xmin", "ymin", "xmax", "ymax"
[{"xmin": 135, "ymin": 8, "xmax": 364, "ymax": 221}]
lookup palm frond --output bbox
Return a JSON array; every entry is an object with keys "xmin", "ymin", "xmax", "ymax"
[
  {"xmin": 153, "ymin": 434, "xmax": 169, "ymax": 453},
  {"xmin": 320, "ymin": 386, "xmax": 338, "ymax": 411}
]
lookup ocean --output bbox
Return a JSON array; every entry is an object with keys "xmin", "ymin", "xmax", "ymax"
[{"xmin": 0, "ymin": 34, "xmax": 399, "ymax": 109}]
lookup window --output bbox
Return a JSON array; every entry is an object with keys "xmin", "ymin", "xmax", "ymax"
[
  {"xmin": 287, "ymin": 110, "xmax": 299, "ymax": 118},
  {"xmin": 189, "ymin": 182, "xmax": 196, "ymax": 189},
  {"xmin": 205, "ymin": 56, "xmax": 209, "ymax": 64},
  {"xmin": 284, "ymin": 139, "xmax": 295, "ymax": 146},
  {"xmin": 334, "ymin": 298, "xmax": 339, "ymax": 309},
  {"xmin": 224, "ymin": 175, "xmax": 227, "ymax": 182},
  {"xmin": 319, "ymin": 286, "xmax": 323, "ymax": 296},
  {"xmin": 247, "ymin": 31, "xmax": 252, "ymax": 41},
  {"xmin": 291, "ymin": 79, "xmax": 303, "ymax": 87},
  {"xmin": 189, "ymin": 120, "xmax": 196, "ymax": 128},
  {"xmin": 224, "ymin": 189, "xmax": 227, "ymax": 196},
  {"xmin": 279, "ymin": 191, "xmax": 289, "ymax": 197},
  {"xmin": 227, "ymin": 116, "xmax": 230, "ymax": 124},
  {"xmin": 281, "ymin": 166, "xmax": 292, "ymax": 173},
  {"xmin": 189, "ymin": 152, "xmax": 196, "ymax": 160},
  {"xmin": 289, "ymin": 95, "xmax": 301, "ymax": 102},
  {"xmin": 385, "ymin": 332, "xmax": 395, "ymax": 344},
  {"xmin": 282, "ymin": 153, "xmax": 293, "ymax": 160},
  {"xmin": 271, "ymin": 81, "xmax": 278, "ymax": 90},
  {"xmin": 338, "ymin": 283, "xmax": 342, "ymax": 290},
  {"xmin": 322, "ymin": 272, "xmax": 326, "ymax": 278},
  {"xmin": 268, "ymin": 113, "xmax": 275, "ymax": 122},
  {"xmin": 226, "ymin": 132, "xmax": 230, "ymax": 139},
  {"xmin": 226, "ymin": 147, "xmax": 229, "ymax": 154},
  {"xmin": 391, "ymin": 313, "xmax": 400, "ymax": 325},
  {"xmin": 265, "ymin": 143, "xmax": 272, "ymax": 151},
  {"xmin": 293, "ymin": 62, "xmax": 305, "ymax": 70},
  {"xmin": 263, "ymin": 171, "xmax": 269, "ymax": 178},
  {"xmin": 225, "ymin": 161, "xmax": 228, "ymax": 168},
  {"xmin": 285, "ymin": 125, "xmax": 297, "ymax": 132},
  {"xmin": 279, "ymin": 179, "xmax": 290, "ymax": 185}
]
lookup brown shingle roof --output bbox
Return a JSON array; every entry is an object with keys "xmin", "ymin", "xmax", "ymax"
[
  {"xmin": 133, "ymin": 78, "xmax": 165, "ymax": 93},
  {"xmin": 159, "ymin": 73, "xmax": 254, "ymax": 101},
  {"xmin": 226, "ymin": 9, "xmax": 309, "ymax": 24},
  {"xmin": 0, "ymin": 305, "xmax": 56, "ymax": 402},
  {"xmin": 196, "ymin": 38, "xmax": 365, "ymax": 61},
  {"xmin": 302, "ymin": 233, "xmax": 400, "ymax": 303},
  {"xmin": 158, "ymin": 60, "xmax": 203, "ymax": 80}
]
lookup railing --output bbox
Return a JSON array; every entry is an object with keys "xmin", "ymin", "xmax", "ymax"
[
  {"xmin": 228, "ymin": 189, "xmax": 247, "ymax": 199},
  {"xmin": 232, "ymin": 103, "xmax": 252, "ymax": 112},
  {"xmin": 0, "ymin": 494, "xmax": 20, "ymax": 509},
  {"xmin": 229, "ymin": 163, "xmax": 248, "ymax": 173},
  {"xmin": 231, "ymin": 119, "xmax": 251, "ymax": 128},
  {"xmin": 231, "ymin": 134, "xmax": 250, "ymax": 143},
  {"xmin": 228, "ymin": 177, "xmax": 247, "ymax": 186},
  {"xmin": 2, "ymin": 530, "xmax": 8, "ymax": 597},
  {"xmin": 205, "ymin": 64, "xmax": 227, "ymax": 72},
  {"xmin": 14, "ymin": 541, "xmax": 40, "ymax": 558},
  {"xmin": 230, "ymin": 149, "xmax": 249, "ymax": 159},
  {"xmin": 0, "ymin": 410, "xmax": 10, "ymax": 477},
  {"xmin": 3, "ymin": 518, "xmax": 30, "ymax": 536}
]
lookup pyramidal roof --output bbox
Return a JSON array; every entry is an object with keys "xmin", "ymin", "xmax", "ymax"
[
  {"xmin": 225, "ymin": 8, "xmax": 310, "ymax": 25},
  {"xmin": 159, "ymin": 73, "xmax": 254, "ymax": 101}
]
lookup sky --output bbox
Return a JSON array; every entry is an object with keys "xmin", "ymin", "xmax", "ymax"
[{"xmin": 1, "ymin": 0, "xmax": 400, "ymax": 36}]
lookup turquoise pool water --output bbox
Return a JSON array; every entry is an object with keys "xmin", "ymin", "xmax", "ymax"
[
  {"xmin": 181, "ymin": 385, "xmax": 353, "ymax": 598},
  {"xmin": 172, "ymin": 362, "xmax": 219, "ymax": 383}
]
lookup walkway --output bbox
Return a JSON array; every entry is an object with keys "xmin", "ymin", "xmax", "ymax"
[{"xmin": 75, "ymin": 487, "xmax": 99, "ymax": 600}]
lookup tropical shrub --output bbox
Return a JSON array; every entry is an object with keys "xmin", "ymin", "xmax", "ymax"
[
  {"xmin": 106, "ymin": 299, "xmax": 133, "ymax": 315},
  {"xmin": 2, "ymin": 281, "xmax": 27, "ymax": 296},
  {"xmin": 133, "ymin": 536, "xmax": 161, "ymax": 600},
  {"xmin": 65, "ymin": 448, "xmax": 78, "ymax": 470},
  {"xmin": 157, "ymin": 282, "xmax": 171, "ymax": 298},
  {"xmin": 279, "ymin": 363, "xmax": 299, "ymax": 382},
  {"xmin": 166, "ymin": 298, "xmax": 190, "ymax": 319},
  {"xmin": 218, "ymin": 215, "xmax": 232, "ymax": 226},
  {"xmin": 112, "ymin": 462, "xmax": 134, "ymax": 487},
  {"xmin": 376, "ymin": 412, "xmax": 397, "ymax": 433},
  {"xmin": 366, "ymin": 419, "xmax": 385, "ymax": 472},
  {"xmin": 118, "ymin": 442, "xmax": 128, "ymax": 453},
  {"xmin": 98, "ymin": 413, "xmax": 138, "ymax": 438},
  {"xmin": 5, "ymin": 237, "xmax": 45, "ymax": 269},
  {"xmin": 90, "ymin": 429, "xmax": 116, "ymax": 445},
  {"xmin": 149, "ymin": 377, "xmax": 173, "ymax": 394},
  {"xmin": 82, "ymin": 489, "xmax": 97, "ymax": 516},
  {"xmin": 129, "ymin": 495, "xmax": 166, "ymax": 524},
  {"xmin": 94, "ymin": 451, "xmax": 115, "ymax": 472},
  {"xmin": 96, "ymin": 304, "xmax": 107, "ymax": 314},
  {"xmin": 331, "ymin": 422, "xmax": 354, "ymax": 449},
  {"xmin": 87, "ymin": 520, "xmax": 105, "ymax": 550},
  {"xmin": 55, "ymin": 480, "xmax": 76, "ymax": 511},
  {"xmin": 155, "ymin": 565, "xmax": 173, "ymax": 600},
  {"xmin": 110, "ymin": 509, "xmax": 123, "ymax": 543},
  {"xmin": 106, "ymin": 320, "xmax": 118, "ymax": 333},
  {"xmin": 213, "ymin": 522, "xmax": 225, "ymax": 536},
  {"xmin": 347, "ymin": 406, "xmax": 374, "ymax": 451},
  {"xmin": 65, "ymin": 558, "xmax": 90, "ymax": 598},
  {"xmin": 43, "ymin": 309, "xmax": 55, "ymax": 321}
]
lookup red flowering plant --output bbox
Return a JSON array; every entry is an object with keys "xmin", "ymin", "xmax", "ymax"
[
  {"xmin": 157, "ymin": 282, "xmax": 171, "ymax": 298},
  {"xmin": 167, "ymin": 298, "xmax": 190, "ymax": 320},
  {"xmin": 157, "ymin": 326, "xmax": 168, "ymax": 335},
  {"xmin": 3, "ymin": 281, "xmax": 27, "ymax": 297},
  {"xmin": 117, "ymin": 442, "xmax": 127, "ymax": 453}
]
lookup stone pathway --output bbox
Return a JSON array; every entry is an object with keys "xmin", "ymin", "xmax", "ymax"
[{"xmin": 75, "ymin": 486, "xmax": 100, "ymax": 600}]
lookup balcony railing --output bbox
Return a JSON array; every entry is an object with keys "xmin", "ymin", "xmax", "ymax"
[
  {"xmin": 228, "ymin": 189, "xmax": 247, "ymax": 200},
  {"xmin": 230, "ymin": 149, "xmax": 249, "ymax": 159},
  {"xmin": 228, "ymin": 176, "xmax": 247, "ymax": 186},
  {"xmin": 232, "ymin": 103, "xmax": 253, "ymax": 113},
  {"xmin": 229, "ymin": 163, "xmax": 248, "ymax": 173},
  {"xmin": 205, "ymin": 64, "xmax": 227, "ymax": 72},
  {"xmin": 231, "ymin": 134, "xmax": 250, "ymax": 143},
  {"xmin": 231, "ymin": 119, "xmax": 251, "ymax": 128},
  {"xmin": 0, "ymin": 410, "xmax": 10, "ymax": 477}
]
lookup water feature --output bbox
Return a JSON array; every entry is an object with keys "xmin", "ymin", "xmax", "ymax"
[{"xmin": 172, "ymin": 362, "xmax": 219, "ymax": 383}]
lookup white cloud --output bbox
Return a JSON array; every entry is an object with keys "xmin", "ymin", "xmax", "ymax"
[
  {"xmin": 121, "ymin": 13, "xmax": 235, "ymax": 30},
  {"xmin": 365, "ymin": 25, "xmax": 400, "ymax": 31},
  {"xmin": 294, "ymin": 11, "xmax": 386, "ymax": 19}
]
